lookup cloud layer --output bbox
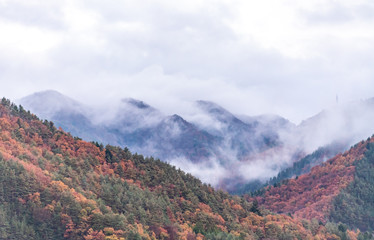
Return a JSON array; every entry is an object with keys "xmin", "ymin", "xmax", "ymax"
[{"xmin": 1, "ymin": 0, "xmax": 374, "ymax": 123}]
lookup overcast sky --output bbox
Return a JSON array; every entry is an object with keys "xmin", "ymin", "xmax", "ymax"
[{"xmin": 1, "ymin": 0, "xmax": 374, "ymax": 123}]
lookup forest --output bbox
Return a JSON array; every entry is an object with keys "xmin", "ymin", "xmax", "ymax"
[{"xmin": 0, "ymin": 98, "xmax": 371, "ymax": 239}]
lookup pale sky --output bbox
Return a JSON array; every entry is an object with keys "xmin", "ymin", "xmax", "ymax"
[{"xmin": 1, "ymin": 0, "xmax": 374, "ymax": 123}]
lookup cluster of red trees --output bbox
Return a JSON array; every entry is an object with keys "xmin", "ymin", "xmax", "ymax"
[{"xmin": 252, "ymin": 138, "xmax": 372, "ymax": 223}]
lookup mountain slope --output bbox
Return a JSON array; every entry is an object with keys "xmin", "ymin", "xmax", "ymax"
[
  {"xmin": 18, "ymin": 90, "xmax": 109, "ymax": 144},
  {"xmin": 19, "ymin": 91, "xmax": 374, "ymax": 195},
  {"xmin": 19, "ymin": 91, "xmax": 220, "ymax": 164},
  {"xmin": 236, "ymin": 98, "xmax": 374, "ymax": 195},
  {"xmin": 0, "ymin": 98, "xmax": 356, "ymax": 239},
  {"xmin": 250, "ymin": 135, "xmax": 374, "ymax": 231},
  {"xmin": 234, "ymin": 141, "xmax": 348, "ymax": 194},
  {"xmin": 18, "ymin": 91, "xmax": 294, "ymax": 190},
  {"xmin": 108, "ymin": 113, "xmax": 220, "ymax": 163},
  {"xmin": 195, "ymin": 100, "xmax": 282, "ymax": 158},
  {"xmin": 296, "ymin": 98, "xmax": 374, "ymax": 153},
  {"xmin": 105, "ymin": 98, "xmax": 163, "ymax": 130},
  {"xmin": 330, "ymin": 141, "xmax": 374, "ymax": 231}
]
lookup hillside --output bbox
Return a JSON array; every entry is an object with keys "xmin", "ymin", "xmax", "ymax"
[
  {"xmin": 230, "ymin": 98, "xmax": 374, "ymax": 194},
  {"xmin": 20, "ymin": 92, "xmax": 374, "ymax": 194},
  {"xmin": 19, "ymin": 91, "xmax": 286, "ymax": 164},
  {"xmin": 234, "ymin": 141, "xmax": 348, "ymax": 194},
  {"xmin": 18, "ymin": 90, "xmax": 293, "ymax": 190},
  {"xmin": 0, "ymin": 98, "xmax": 358, "ymax": 239},
  {"xmin": 251, "ymin": 135, "xmax": 374, "ymax": 233},
  {"xmin": 18, "ymin": 90, "xmax": 111, "ymax": 144}
]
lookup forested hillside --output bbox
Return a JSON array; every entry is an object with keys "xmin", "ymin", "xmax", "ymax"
[
  {"xmin": 330, "ymin": 141, "xmax": 374, "ymax": 231},
  {"xmin": 250, "ymin": 135, "xmax": 374, "ymax": 237},
  {"xmin": 19, "ymin": 90, "xmax": 294, "ymax": 191},
  {"xmin": 0, "ymin": 98, "xmax": 359, "ymax": 239},
  {"xmin": 235, "ymin": 142, "xmax": 347, "ymax": 195}
]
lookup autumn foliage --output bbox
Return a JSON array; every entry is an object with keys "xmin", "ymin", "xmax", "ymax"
[
  {"xmin": 250, "ymin": 135, "xmax": 373, "ymax": 223},
  {"xmin": 0, "ymin": 98, "xmax": 366, "ymax": 239}
]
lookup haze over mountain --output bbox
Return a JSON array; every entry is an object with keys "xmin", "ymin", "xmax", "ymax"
[
  {"xmin": 2, "ymin": 1, "xmax": 374, "ymax": 238},
  {"xmin": 17, "ymin": 90, "xmax": 374, "ymax": 192},
  {"xmin": 19, "ymin": 91, "xmax": 111, "ymax": 144},
  {"xmin": 2, "ymin": 1, "xmax": 374, "ymax": 127},
  {"xmin": 1, "ymin": 97, "xmax": 362, "ymax": 239},
  {"xmin": 296, "ymin": 98, "xmax": 374, "ymax": 152}
]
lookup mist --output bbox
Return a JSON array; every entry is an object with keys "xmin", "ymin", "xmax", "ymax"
[
  {"xmin": 3, "ymin": 0, "xmax": 374, "ymax": 190},
  {"xmin": 164, "ymin": 97, "xmax": 374, "ymax": 189},
  {"xmin": 17, "ymin": 90, "xmax": 374, "ymax": 191},
  {"xmin": 1, "ymin": 1, "xmax": 374, "ymax": 124}
]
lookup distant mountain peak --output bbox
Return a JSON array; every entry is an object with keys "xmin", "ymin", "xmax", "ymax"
[
  {"xmin": 196, "ymin": 100, "xmax": 227, "ymax": 113},
  {"xmin": 32, "ymin": 89, "xmax": 64, "ymax": 96},
  {"xmin": 18, "ymin": 90, "xmax": 84, "ymax": 117},
  {"xmin": 169, "ymin": 114, "xmax": 187, "ymax": 123},
  {"xmin": 23, "ymin": 90, "xmax": 72, "ymax": 102},
  {"xmin": 196, "ymin": 100, "xmax": 239, "ymax": 123},
  {"xmin": 122, "ymin": 98, "xmax": 152, "ymax": 110},
  {"xmin": 23, "ymin": 89, "xmax": 74, "ymax": 99}
]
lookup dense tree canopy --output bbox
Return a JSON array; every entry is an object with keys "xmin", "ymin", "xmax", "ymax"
[{"xmin": 0, "ymin": 98, "xmax": 366, "ymax": 239}]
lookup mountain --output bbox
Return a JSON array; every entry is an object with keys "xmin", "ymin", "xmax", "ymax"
[
  {"xmin": 249, "ymin": 135, "xmax": 374, "ymax": 233},
  {"xmin": 110, "ymin": 113, "xmax": 220, "ymax": 163},
  {"xmin": 234, "ymin": 98, "xmax": 374, "ymax": 194},
  {"xmin": 234, "ymin": 141, "xmax": 349, "ymax": 194},
  {"xmin": 295, "ymin": 98, "xmax": 374, "ymax": 153},
  {"xmin": 0, "ymin": 98, "xmax": 348, "ymax": 239},
  {"xmin": 18, "ymin": 91, "xmax": 292, "ymax": 190},
  {"xmin": 195, "ymin": 101, "xmax": 284, "ymax": 158},
  {"xmin": 18, "ymin": 92, "xmax": 222, "ymax": 163},
  {"xmin": 18, "ymin": 90, "xmax": 84, "ymax": 119},
  {"xmin": 18, "ymin": 90, "xmax": 111, "ymax": 144},
  {"xmin": 19, "ymin": 91, "xmax": 374, "ymax": 194},
  {"xmin": 105, "ymin": 98, "xmax": 163, "ymax": 130},
  {"xmin": 238, "ymin": 114, "xmax": 295, "ymax": 146}
]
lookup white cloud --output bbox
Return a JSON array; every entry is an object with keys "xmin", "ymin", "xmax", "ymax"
[{"xmin": 0, "ymin": 0, "xmax": 374, "ymax": 123}]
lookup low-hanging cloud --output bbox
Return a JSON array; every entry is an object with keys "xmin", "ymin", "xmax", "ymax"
[
  {"xmin": 3, "ymin": 0, "xmax": 374, "ymax": 191},
  {"xmin": 0, "ymin": 0, "xmax": 374, "ymax": 124},
  {"xmin": 17, "ymin": 89, "xmax": 374, "ymax": 191}
]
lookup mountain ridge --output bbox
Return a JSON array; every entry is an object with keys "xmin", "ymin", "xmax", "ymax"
[
  {"xmin": 18, "ymin": 90, "xmax": 374, "ymax": 194},
  {"xmin": 18, "ymin": 90, "xmax": 289, "ymax": 190},
  {"xmin": 249, "ymin": 135, "xmax": 374, "ymax": 231},
  {"xmin": 0, "ymin": 97, "xmax": 354, "ymax": 239}
]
